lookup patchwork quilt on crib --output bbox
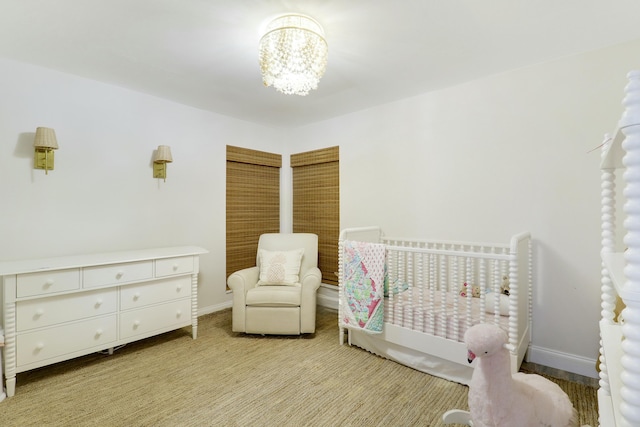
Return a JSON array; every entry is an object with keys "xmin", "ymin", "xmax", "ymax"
[{"xmin": 340, "ymin": 240, "xmax": 386, "ymax": 333}]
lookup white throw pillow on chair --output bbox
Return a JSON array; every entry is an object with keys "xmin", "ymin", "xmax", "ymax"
[{"xmin": 257, "ymin": 248, "xmax": 305, "ymax": 285}]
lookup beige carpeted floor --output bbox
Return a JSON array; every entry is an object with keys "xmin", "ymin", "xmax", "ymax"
[{"xmin": 0, "ymin": 307, "xmax": 598, "ymax": 426}]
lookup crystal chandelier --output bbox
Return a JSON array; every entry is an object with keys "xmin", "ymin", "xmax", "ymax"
[{"xmin": 259, "ymin": 14, "xmax": 328, "ymax": 96}]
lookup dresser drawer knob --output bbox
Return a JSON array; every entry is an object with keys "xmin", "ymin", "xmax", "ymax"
[
  {"xmin": 176, "ymin": 284, "xmax": 182, "ymax": 292},
  {"xmin": 95, "ymin": 298, "xmax": 103, "ymax": 307},
  {"xmin": 133, "ymin": 320, "xmax": 141, "ymax": 328},
  {"xmin": 115, "ymin": 271, "xmax": 124, "ymax": 279},
  {"xmin": 35, "ymin": 308, "xmax": 45, "ymax": 317},
  {"xmin": 35, "ymin": 342, "xmax": 45, "ymax": 351},
  {"xmin": 176, "ymin": 309, "xmax": 182, "ymax": 317},
  {"xmin": 133, "ymin": 292, "xmax": 141, "ymax": 301},
  {"xmin": 44, "ymin": 279, "xmax": 54, "ymax": 288},
  {"xmin": 172, "ymin": 264, "xmax": 179, "ymax": 271},
  {"xmin": 95, "ymin": 329, "xmax": 103, "ymax": 337}
]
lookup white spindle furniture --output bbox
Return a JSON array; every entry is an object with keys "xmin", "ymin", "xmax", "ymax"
[{"xmin": 599, "ymin": 70, "xmax": 640, "ymax": 426}]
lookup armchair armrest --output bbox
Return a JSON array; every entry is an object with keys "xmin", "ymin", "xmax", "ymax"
[
  {"xmin": 300, "ymin": 267, "xmax": 322, "ymax": 291},
  {"xmin": 227, "ymin": 266, "xmax": 259, "ymax": 333},
  {"xmin": 300, "ymin": 266, "xmax": 322, "ymax": 333},
  {"xmin": 227, "ymin": 266, "xmax": 260, "ymax": 295}
]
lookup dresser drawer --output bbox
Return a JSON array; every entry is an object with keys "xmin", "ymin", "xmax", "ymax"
[
  {"xmin": 120, "ymin": 299, "xmax": 191, "ymax": 339},
  {"xmin": 17, "ymin": 315, "xmax": 117, "ymax": 367},
  {"xmin": 16, "ymin": 269, "xmax": 80, "ymax": 298},
  {"xmin": 120, "ymin": 276, "xmax": 191, "ymax": 311},
  {"xmin": 83, "ymin": 261, "xmax": 153, "ymax": 288},
  {"xmin": 17, "ymin": 289, "xmax": 117, "ymax": 332},
  {"xmin": 155, "ymin": 256, "xmax": 194, "ymax": 277}
]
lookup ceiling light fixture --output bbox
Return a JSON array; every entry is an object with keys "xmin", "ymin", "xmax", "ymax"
[{"xmin": 259, "ymin": 14, "xmax": 328, "ymax": 96}]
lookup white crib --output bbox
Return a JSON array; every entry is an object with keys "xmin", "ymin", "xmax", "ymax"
[{"xmin": 338, "ymin": 226, "xmax": 532, "ymax": 385}]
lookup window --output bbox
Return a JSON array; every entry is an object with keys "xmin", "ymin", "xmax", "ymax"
[
  {"xmin": 291, "ymin": 146, "xmax": 339, "ymax": 285},
  {"xmin": 226, "ymin": 146, "xmax": 281, "ymax": 281}
]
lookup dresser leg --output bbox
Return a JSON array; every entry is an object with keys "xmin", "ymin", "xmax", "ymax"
[
  {"xmin": 6, "ymin": 377, "xmax": 15, "ymax": 397},
  {"xmin": 191, "ymin": 272, "xmax": 198, "ymax": 340}
]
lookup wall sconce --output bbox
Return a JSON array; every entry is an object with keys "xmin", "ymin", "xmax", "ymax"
[
  {"xmin": 33, "ymin": 127, "xmax": 59, "ymax": 174},
  {"xmin": 153, "ymin": 145, "xmax": 173, "ymax": 182}
]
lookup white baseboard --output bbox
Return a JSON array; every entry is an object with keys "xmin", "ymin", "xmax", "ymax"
[
  {"xmin": 317, "ymin": 284, "xmax": 338, "ymax": 310},
  {"xmin": 198, "ymin": 300, "xmax": 232, "ymax": 316},
  {"xmin": 527, "ymin": 345, "xmax": 598, "ymax": 379}
]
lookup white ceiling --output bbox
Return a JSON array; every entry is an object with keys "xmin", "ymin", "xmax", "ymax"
[{"xmin": 2, "ymin": 0, "xmax": 640, "ymax": 128}]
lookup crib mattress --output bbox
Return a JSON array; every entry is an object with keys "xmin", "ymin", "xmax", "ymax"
[{"xmin": 385, "ymin": 288, "xmax": 509, "ymax": 342}]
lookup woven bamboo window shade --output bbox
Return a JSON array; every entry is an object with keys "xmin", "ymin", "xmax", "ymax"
[
  {"xmin": 226, "ymin": 146, "xmax": 281, "ymax": 281},
  {"xmin": 291, "ymin": 146, "xmax": 339, "ymax": 285}
]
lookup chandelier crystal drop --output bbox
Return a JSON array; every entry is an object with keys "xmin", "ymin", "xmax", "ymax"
[{"xmin": 259, "ymin": 14, "xmax": 328, "ymax": 96}]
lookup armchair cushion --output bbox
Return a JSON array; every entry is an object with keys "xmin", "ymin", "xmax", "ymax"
[
  {"xmin": 257, "ymin": 248, "xmax": 304, "ymax": 286},
  {"xmin": 246, "ymin": 284, "xmax": 301, "ymax": 306}
]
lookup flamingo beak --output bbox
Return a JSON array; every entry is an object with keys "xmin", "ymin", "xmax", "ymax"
[{"xmin": 467, "ymin": 350, "xmax": 476, "ymax": 364}]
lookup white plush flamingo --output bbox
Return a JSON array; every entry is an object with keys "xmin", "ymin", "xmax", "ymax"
[{"xmin": 463, "ymin": 323, "xmax": 583, "ymax": 427}]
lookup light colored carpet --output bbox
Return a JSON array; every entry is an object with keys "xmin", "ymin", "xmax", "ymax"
[{"xmin": 0, "ymin": 307, "xmax": 597, "ymax": 426}]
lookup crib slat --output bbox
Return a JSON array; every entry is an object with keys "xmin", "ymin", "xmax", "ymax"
[
  {"xmin": 439, "ymin": 248, "xmax": 447, "ymax": 338},
  {"xmin": 427, "ymin": 252, "xmax": 435, "ymax": 335},
  {"xmin": 416, "ymin": 251, "xmax": 424, "ymax": 332}
]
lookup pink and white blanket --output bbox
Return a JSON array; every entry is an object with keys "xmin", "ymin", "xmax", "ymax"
[{"xmin": 339, "ymin": 240, "xmax": 386, "ymax": 333}]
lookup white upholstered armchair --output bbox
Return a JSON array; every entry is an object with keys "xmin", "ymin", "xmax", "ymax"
[{"xmin": 227, "ymin": 233, "xmax": 322, "ymax": 335}]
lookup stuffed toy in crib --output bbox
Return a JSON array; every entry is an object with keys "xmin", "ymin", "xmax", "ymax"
[
  {"xmin": 459, "ymin": 282, "xmax": 481, "ymax": 298},
  {"xmin": 459, "ymin": 277, "xmax": 509, "ymax": 298},
  {"xmin": 500, "ymin": 276, "xmax": 510, "ymax": 295}
]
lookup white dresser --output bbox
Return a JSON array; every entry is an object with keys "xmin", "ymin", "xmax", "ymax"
[{"xmin": 0, "ymin": 246, "xmax": 207, "ymax": 397}]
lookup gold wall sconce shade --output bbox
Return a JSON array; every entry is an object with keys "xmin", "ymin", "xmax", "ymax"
[
  {"xmin": 259, "ymin": 14, "xmax": 328, "ymax": 96},
  {"xmin": 153, "ymin": 145, "xmax": 173, "ymax": 182},
  {"xmin": 33, "ymin": 127, "xmax": 59, "ymax": 174}
]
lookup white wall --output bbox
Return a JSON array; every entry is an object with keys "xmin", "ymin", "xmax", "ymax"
[
  {"xmin": 0, "ymin": 57, "xmax": 283, "ymax": 314},
  {"xmin": 285, "ymin": 38, "xmax": 640, "ymax": 377}
]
